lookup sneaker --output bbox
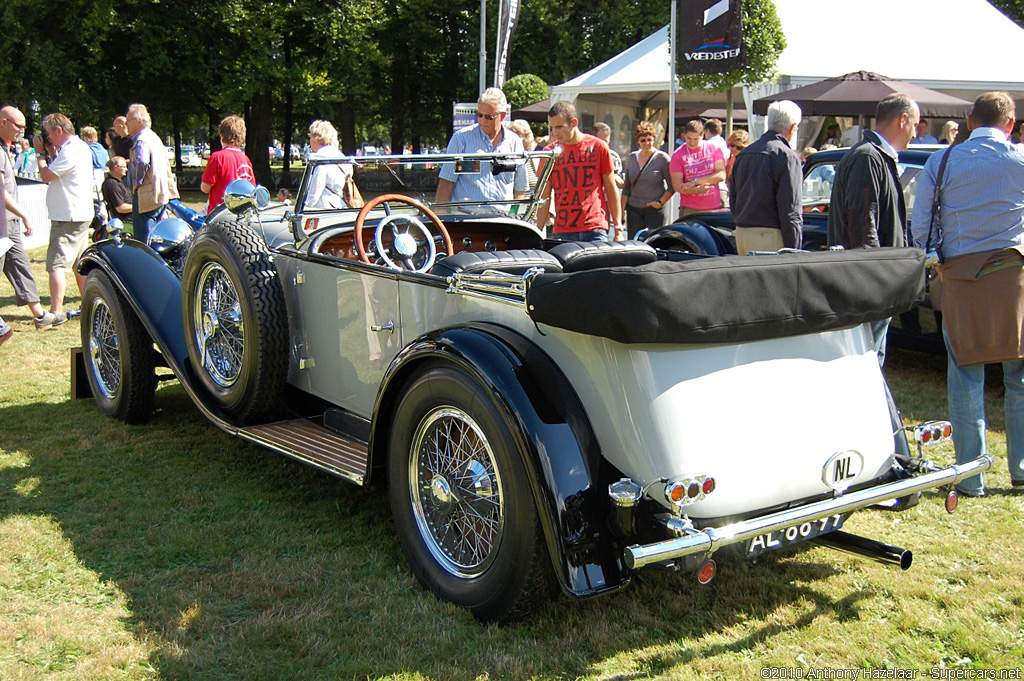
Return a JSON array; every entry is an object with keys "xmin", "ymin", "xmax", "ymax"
[
  {"xmin": 1011, "ymin": 479, "xmax": 1024, "ymax": 492},
  {"xmin": 34, "ymin": 311, "xmax": 56, "ymax": 330},
  {"xmin": 0, "ymin": 326, "xmax": 12, "ymax": 348},
  {"xmin": 51, "ymin": 311, "xmax": 68, "ymax": 328}
]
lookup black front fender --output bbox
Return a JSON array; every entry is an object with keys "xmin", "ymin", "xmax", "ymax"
[
  {"xmin": 77, "ymin": 238, "xmax": 234, "ymax": 427},
  {"xmin": 371, "ymin": 323, "xmax": 630, "ymax": 599}
]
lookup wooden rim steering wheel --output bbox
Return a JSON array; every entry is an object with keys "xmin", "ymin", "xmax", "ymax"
[{"xmin": 353, "ymin": 194, "xmax": 454, "ymax": 271}]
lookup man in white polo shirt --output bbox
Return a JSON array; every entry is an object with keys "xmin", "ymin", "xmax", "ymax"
[{"xmin": 33, "ymin": 112, "xmax": 94, "ymax": 323}]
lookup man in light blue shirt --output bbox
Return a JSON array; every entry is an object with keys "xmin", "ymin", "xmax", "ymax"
[
  {"xmin": 911, "ymin": 118, "xmax": 938, "ymax": 145},
  {"xmin": 911, "ymin": 91, "xmax": 1024, "ymax": 497},
  {"xmin": 436, "ymin": 88, "xmax": 528, "ymax": 205}
]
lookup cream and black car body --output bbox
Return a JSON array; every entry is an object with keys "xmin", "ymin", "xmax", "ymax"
[{"xmin": 74, "ymin": 150, "xmax": 991, "ymax": 622}]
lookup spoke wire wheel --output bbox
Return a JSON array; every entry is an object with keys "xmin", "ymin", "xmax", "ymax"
[
  {"xmin": 181, "ymin": 217, "xmax": 287, "ymax": 424},
  {"xmin": 193, "ymin": 261, "xmax": 244, "ymax": 388},
  {"xmin": 409, "ymin": 407, "xmax": 505, "ymax": 577},
  {"xmin": 87, "ymin": 296, "xmax": 120, "ymax": 399},
  {"xmin": 80, "ymin": 269, "xmax": 156, "ymax": 423},
  {"xmin": 389, "ymin": 364, "xmax": 551, "ymax": 622}
]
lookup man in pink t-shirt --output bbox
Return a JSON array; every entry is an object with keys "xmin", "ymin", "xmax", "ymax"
[
  {"xmin": 670, "ymin": 119, "xmax": 726, "ymax": 216},
  {"xmin": 201, "ymin": 115, "xmax": 256, "ymax": 214}
]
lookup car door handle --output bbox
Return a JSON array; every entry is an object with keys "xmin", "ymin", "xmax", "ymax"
[{"xmin": 371, "ymin": 320, "xmax": 394, "ymax": 334}]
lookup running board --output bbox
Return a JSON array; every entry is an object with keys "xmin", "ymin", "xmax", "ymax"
[{"xmin": 239, "ymin": 419, "xmax": 369, "ymax": 485}]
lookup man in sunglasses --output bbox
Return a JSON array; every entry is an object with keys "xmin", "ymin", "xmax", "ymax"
[
  {"xmin": 436, "ymin": 88, "xmax": 527, "ymax": 205},
  {"xmin": 0, "ymin": 105, "xmax": 51, "ymax": 330}
]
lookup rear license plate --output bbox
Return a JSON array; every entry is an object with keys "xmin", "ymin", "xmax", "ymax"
[{"xmin": 745, "ymin": 513, "xmax": 847, "ymax": 558}]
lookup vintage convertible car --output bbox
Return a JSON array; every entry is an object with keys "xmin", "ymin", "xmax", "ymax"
[
  {"xmin": 74, "ymin": 150, "xmax": 990, "ymax": 622},
  {"xmin": 639, "ymin": 146, "xmax": 944, "ymax": 353}
]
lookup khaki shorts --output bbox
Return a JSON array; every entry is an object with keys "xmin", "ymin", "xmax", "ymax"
[
  {"xmin": 734, "ymin": 226, "xmax": 785, "ymax": 256},
  {"xmin": 47, "ymin": 220, "xmax": 91, "ymax": 271}
]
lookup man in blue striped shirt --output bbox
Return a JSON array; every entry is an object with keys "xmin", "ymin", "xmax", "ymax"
[
  {"xmin": 436, "ymin": 88, "xmax": 528, "ymax": 206},
  {"xmin": 911, "ymin": 91, "xmax": 1024, "ymax": 497}
]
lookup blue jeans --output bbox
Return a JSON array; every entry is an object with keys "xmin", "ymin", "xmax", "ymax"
[
  {"xmin": 943, "ymin": 323, "xmax": 1024, "ymax": 493},
  {"xmin": 132, "ymin": 193, "xmax": 166, "ymax": 245},
  {"xmin": 870, "ymin": 318, "xmax": 890, "ymax": 367},
  {"xmin": 557, "ymin": 228, "xmax": 610, "ymax": 242}
]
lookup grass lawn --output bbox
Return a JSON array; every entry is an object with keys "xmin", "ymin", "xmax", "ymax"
[{"xmin": 1, "ymin": 246, "xmax": 1022, "ymax": 680}]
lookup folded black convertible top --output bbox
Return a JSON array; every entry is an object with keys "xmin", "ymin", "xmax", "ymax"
[{"xmin": 525, "ymin": 248, "xmax": 926, "ymax": 345}]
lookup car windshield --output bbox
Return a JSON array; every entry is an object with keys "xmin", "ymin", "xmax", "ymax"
[
  {"xmin": 293, "ymin": 150, "xmax": 557, "ymax": 221},
  {"xmin": 801, "ymin": 160, "xmax": 925, "ymax": 215}
]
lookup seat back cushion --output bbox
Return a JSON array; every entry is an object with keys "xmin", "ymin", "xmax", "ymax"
[
  {"xmin": 548, "ymin": 239, "xmax": 657, "ymax": 272},
  {"xmin": 430, "ymin": 249, "xmax": 562, "ymax": 278}
]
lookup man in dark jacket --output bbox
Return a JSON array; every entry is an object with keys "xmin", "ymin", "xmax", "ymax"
[
  {"xmin": 730, "ymin": 100, "xmax": 803, "ymax": 253},
  {"xmin": 828, "ymin": 92, "xmax": 920, "ymax": 364}
]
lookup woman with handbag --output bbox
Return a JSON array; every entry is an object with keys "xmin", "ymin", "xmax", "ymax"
[{"xmin": 622, "ymin": 121, "xmax": 673, "ymax": 239}]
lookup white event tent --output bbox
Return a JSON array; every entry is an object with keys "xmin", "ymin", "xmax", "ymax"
[{"xmin": 547, "ymin": 0, "xmax": 1024, "ymax": 154}]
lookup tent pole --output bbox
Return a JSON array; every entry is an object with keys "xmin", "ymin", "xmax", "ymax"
[
  {"xmin": 479, "ymin": 0, "xmax": 487, "ymax": 95},
  {"xmin": 668, "ymin": 0, "xmax": 678, "ymax": 224},
  {"xmin": 726, "ymin": 87, "xmax": 734, "ymax": 136}
]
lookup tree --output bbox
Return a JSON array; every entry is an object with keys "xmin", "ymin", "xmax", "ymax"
[
  {"xmin": 988, "ymin": 0, "xmax": 1024, "ymax": 26},
  {"xmin": 503, "ymin": 74, "xmax": 548, "ymax": 110}
]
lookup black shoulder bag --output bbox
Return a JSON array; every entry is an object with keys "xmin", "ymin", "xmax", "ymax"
[{"xmin": 924, "ymin": 144, "xmax": 956, "ymax": 268}]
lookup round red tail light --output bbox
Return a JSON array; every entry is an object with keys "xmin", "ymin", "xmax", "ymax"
[
  {"xmin": 921, "ymin": 429, "xmax": 932, "ymax": 443},
  {"xmin": 696, "ymin": 558, "xmax": 717, "ymax": 585},
  {"xmin": 667, "ymin": 483, "xmax": 685, "ymax": 503},
  {"xmin": 702, "ymin": 477, "xmax": 716, "ymax": 495},
  {"xmin": 942, "ymin": 424, "xmax": 953, "ymax": 438},
  {"xmin": 945, "ymin": 489, "xmax": 958, "ymax": 514}
]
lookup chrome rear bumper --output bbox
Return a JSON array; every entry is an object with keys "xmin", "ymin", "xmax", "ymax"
[{"xmin": 625, "ymin": 455, "xmax": 992, "ymax": 569}]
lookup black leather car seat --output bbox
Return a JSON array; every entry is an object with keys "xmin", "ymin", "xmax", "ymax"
[
  {"xmin": 430, "ymin": 249, "xmax": 563, "ymax": 278},
  {"xmin": 547, "ymin": 240, "xmax": 657, "ymax": 272}
]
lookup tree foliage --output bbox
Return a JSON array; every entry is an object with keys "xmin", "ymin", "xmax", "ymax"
[
  {"xmin": 503, "ymin": 74, "xmax": 548, "ymax": 110},
  {"xmin": 988, "ymin": 0, "xmax": 1024, "ymax": 26},
  {"xmin": 0, "ymin": 0, "xmax": 784, "ymax": 167}
]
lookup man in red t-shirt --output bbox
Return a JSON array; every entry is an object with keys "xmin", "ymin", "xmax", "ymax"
[
  {"xmin": 536, "ymin": 101, "xmax": 623, "ymax": 241},
  {"xmin": 201, "ymin": 115, "xmax": 256, "ymax": 214}
]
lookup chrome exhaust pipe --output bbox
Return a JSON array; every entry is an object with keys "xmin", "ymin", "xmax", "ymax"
[{"xmin": 811, "ymin": 530, "xmax": 913, "ymax": 570}]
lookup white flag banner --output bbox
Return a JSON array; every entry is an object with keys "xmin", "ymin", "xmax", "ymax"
[{"xmin": 493, "ymin": 0, "xmax": 521, "ymax": 88}]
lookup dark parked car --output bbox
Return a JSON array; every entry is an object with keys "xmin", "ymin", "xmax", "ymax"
[{"xmin": 639, "ymin": 146, "xmax": 944, "ymax": 352}]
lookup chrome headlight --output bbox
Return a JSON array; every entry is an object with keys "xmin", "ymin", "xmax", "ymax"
[
  {"xmin": 148, "ymin": 217, "xmax": 193, "ymax": 254},
  {"xmin": 223, "ymin": 179, "xmax": 271, "ymax": 214}
]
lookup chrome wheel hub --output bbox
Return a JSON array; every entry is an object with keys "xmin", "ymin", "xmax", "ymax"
[
  {"xmin": 409, "ymin": 407, "xmax": 504, "ymax": 578},
  {"xmin": 193, "ymin": 262, "xmax": 244, "ymax": 388}
]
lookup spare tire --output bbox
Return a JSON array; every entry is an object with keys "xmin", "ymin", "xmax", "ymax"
[{"xmin": 181, "ymin": 216, "xmax": 288, "ymax": 423}]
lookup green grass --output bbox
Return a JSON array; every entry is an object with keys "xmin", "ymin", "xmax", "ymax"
[{"xmin": 2, "ymin": 247, "xmax": 1023, "ymax": 679}]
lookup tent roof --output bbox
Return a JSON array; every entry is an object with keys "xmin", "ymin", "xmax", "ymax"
[
  {"xmin": 773, "ymin": 0, "xmax": 1024, "ymax": 88},
  {"xmin": 549, "ymin": 26, "xmax": 673, "ymax": 100}
]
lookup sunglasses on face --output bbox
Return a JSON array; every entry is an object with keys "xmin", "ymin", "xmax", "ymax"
[{"xmin": 476, "ymin": 112, "xmax": 500, "ymax": 121}]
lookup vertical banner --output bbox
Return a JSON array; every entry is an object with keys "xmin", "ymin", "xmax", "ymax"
[
  {"xmin": 677, "ymin": 0, "xmax": 746, "ymax": 75},
  {"xmin": 493, "ymin": 0, "xmax": 521, "ymax": 88}
]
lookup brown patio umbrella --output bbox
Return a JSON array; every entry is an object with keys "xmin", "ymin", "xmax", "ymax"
[
  {"xmin": 753, "ymin": 71, "xmax": 972, "ymax": 117},
  {"xmin": 510, "ymin": 98, "xmax": 550, "ymax": 122}
]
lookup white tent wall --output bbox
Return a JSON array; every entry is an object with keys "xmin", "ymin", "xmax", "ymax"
[{"xmin": 550, "ymin": 2, "xmax": 1024, "ymax": 150}]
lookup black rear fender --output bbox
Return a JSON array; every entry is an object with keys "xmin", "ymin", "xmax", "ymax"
[{"xmin": 370, "ymin": 323, "xmax": 630, "ymax": 598}]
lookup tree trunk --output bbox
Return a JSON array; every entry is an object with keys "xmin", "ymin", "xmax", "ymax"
[
  {"xmin": 208, "ymin": 106, "xmax": 221, "ymax": 153},
  {"xmin": 339, "ymin": 102, "xmax": 356, "ymax": 155},
  {"xmin": 247, "ymin": 92, "xmax": 274, "ymax": 188},
  {"xmin": 172, "ymin": 111, "xmax": 182, "ymax": 173},
  {"xmin": 282, "ymin": 90, "xmax": 293, "ymax": 181}
]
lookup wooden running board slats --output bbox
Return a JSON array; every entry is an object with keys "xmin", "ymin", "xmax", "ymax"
[{"xmin": 240, "ymin": 419, "xmax": 369, "ymax": 484}]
